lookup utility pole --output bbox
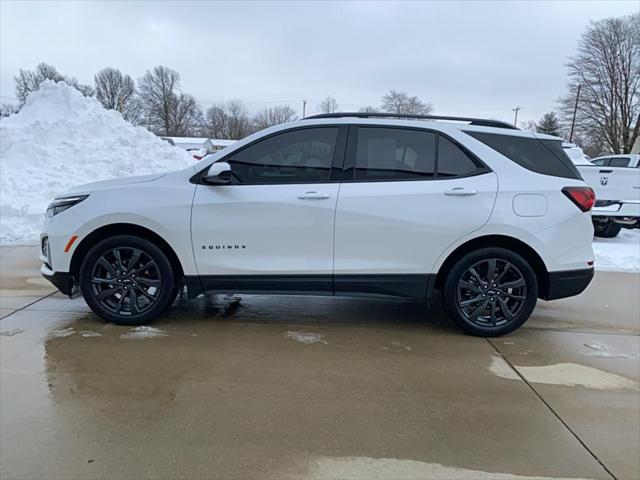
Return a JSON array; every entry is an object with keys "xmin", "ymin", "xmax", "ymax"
[
  {"xmin": 512, "ymin": 106, "xmax": 521, "ymax": 127},
  {"xmin": 569, "ymin": 84, "xmax": 581, "ymax": 142},
  {"xmin": 302, "ymin": 99, "xmax": 307, "ymax": 118}
]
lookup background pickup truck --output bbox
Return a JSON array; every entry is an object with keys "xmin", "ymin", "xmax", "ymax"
[{"xmin": 576, "ymin": 155, "xmax": 640, "ymax": 237}]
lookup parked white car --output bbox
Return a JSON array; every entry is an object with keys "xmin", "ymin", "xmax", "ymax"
[
  {"xmin": 590, "ymin": 154, "xmax": 640, "ymax": 168},
  {"xmin": 40, "ymin": 114, "xmax": 595, "ymax": 336},
  {"xmin": 569, "ymin": 150, "xmax": 640, "ymax": 237}
]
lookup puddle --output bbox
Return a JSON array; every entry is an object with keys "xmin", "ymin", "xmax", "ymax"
[
  {"xmin": 120, "ymin": 326, "xmax": 167, "ymax": 340},
  {"xmin": 284, "ymin": 331, "xmax": 327, "ymax": 345},
  {"xmin": 283, "ymin": 456, "xmax": 595, "ymax": 480}
]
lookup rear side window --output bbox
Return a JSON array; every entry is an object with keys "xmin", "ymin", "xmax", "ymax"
[
  {"xmin": 355, "ymin": 127, "xmax": 436, "ymax": 181},
  {"xmin": 466, "ymin": 131, "xmax": 581, "ymax": 180},
  {"xmin": 609, "ymin": 157, "xmax": 631, "ymax": 167},
  {"xmin": 437, "ymin": 136, "xmax": 479, "ymax": 177}
]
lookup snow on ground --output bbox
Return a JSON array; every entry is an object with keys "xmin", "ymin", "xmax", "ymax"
[
  {"xmin": 0, "ymin": 81, "xmax": 193, "ymax": 245},
  {"xmin": 120, "ymin": 326, "xmax": 167, "ymax": 340},
  {"xmin": 285, "ymin": 331, "xmax": 328, "ymax": 345},
  {"xmin": 592, "ymin": 228, "xmax": 640, "ymax": 272},
  {"xmin": 0, "ymin": 82, "xmax": 638, "ymax": 274}
]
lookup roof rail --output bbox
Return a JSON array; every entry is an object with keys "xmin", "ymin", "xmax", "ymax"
[{"xmin": 304, "ymin": 112, "xmax": 518, "ymax": 130}]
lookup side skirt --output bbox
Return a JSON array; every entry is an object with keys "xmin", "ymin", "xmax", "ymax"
[{"xmin": 186, "ymin": 274, "xmax": 434, "ymax": 299}]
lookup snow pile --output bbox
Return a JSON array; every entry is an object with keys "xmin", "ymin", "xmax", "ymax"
[
  {"xmin": 0, "ymin": 81, "xmax": 193, "ymax": 245},
  {"xmin": 593, "ymin": 229, "xmax": 640, "ymax": 272}
]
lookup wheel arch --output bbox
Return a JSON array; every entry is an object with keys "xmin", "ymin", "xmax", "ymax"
[
  {"xmin": 434, "ymin": 235, "xmax": 550, "ymax": 299},
  {"xmin": 69, "ymin": 223, "xmax": 184, "ymax": 282}
]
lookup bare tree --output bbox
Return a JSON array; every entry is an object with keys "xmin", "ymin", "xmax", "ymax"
[
  {"xmin": 317, "ymin": 96, "xmax": 339, "ymax": 114},
  {"xmin": 0, "ymin": 103, "xmax": 19, "ymax": 117},
  {"xmin": 519, "ymin": 120, "xmax": 538, "ymax": 132},
  {"xmin": 14, "ymin": 62, "xmax": 93, "ymax": 105},
  {"xmin": 560, "ymin": 14, "xmax": 640, "ymax": 154},
  {"xmin": 95, "ymin": 67, "xmax": 139, "ymax": 122},
  {"xmin": 253, "ymin": 105, "xmax": 298, "ymax": 130},
  {"xmin": 359, "ymin": 105, "xmax": 379, "ymax": 113},
  {"xmin": 203, "ymin": 100, "xmax": 253, "ymax": 139},
  {"xmin": 204, "ymin": 103, "xmax": 229, "ymax": 139},
  {"xmin": 137, "ymin": 65, "xmax": 202, "ymax": 136},
  {"xmin": 226, "ymin": 100, "xmax": 253, "ymax": 139},
  {"xmin": 138, "ymin": 66, "xmax": 180, "ymax": 134},
  {"xmin": 381, "ymin": 90, "xmax": 433, "ymax": 115}
]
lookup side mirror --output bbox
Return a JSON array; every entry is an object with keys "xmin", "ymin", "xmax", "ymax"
[{"xmin": 202, "ymin": 162, "xmax": 232, "ymax": 185}]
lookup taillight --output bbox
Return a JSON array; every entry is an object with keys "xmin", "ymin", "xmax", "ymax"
[
  {"xmin": 193, "ymin": 155, "xmax": 203, "ymax": 160},
  {"xmin": 562, "ymin": 186, "xmax": 595, "ymax": 212}
]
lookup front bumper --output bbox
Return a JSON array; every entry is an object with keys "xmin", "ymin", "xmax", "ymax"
[
  {"xmin": 542, "ymin": 267, "xmax": 594, "ymax": 301},
  {"xmin": 41, "ymin": 264, "xmax": 76, "ymax": 296}
]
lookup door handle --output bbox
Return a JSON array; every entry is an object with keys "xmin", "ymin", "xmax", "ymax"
[
  {"xmin": 297, "ymin": 191, "xmax": 331, "ymax": 200},
  {"xmin": 444, "ymin": 188, "xmax": 478, "ymax": 196}
]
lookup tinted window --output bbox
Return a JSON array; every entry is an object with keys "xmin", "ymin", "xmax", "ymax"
[
  {"xmin": 609, "ymin": 157, "xmax": 631, "ymax": 167},
  {"xmin": 355, "ymin": 127, "xmax": 436, "ymax": 181},
  {"xmin": 225, "ymin": 128, "xmax": 338, "ymax": 184},
  {"xmin": 437, "ymin": 136, "xmax": 479, "ymax": 177},
  {"xmin": 467, "ymin": 132, "xmax": 581, "ymax": 180},
  {"xmin": 591, "ymin": 158, "xmax": 610, "ymax": 166}
]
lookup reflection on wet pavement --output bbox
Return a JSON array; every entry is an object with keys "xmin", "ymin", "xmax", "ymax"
[{"xmin": 1, "ymin": 247, "xmax": 638, "ymax": 480}]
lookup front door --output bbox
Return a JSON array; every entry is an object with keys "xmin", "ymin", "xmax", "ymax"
[{"xmin": 191, "ymin": 126, "xmax": 345, "ymax": 293}]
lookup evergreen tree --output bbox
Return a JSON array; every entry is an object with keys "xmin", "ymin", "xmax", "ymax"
[{"xmin": 536, "ymin": 112, "xmax": 561, "ymax": 136}]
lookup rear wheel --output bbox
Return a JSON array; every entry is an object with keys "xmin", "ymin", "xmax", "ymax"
[
  {"xmin": 593, "ymin": 218, "xmax": 622, "ymax": 238},
  {"xmin": 79, "ymin": 235, "xmax": 177, "ymax": 325},
  {"xmin": 442, "ymin": 248, "xmax": 538, "ymax": 336}
]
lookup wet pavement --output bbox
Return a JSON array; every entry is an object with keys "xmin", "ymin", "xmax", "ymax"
[{"xmin": 1, "ymin": 246, "xmax": 638, "ymax": 480}]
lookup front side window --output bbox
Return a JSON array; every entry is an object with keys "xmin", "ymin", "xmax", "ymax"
[
  {"xmin": 590, "ymin": 158, "xmax": 610, "ymax": 166},
  {"xmin": 355, "ymin": 127, "xmax": 436, "ymax": 181},
  {"xmin": 224, "ymin": 127, "xmax": 338, "ymax": 184}
]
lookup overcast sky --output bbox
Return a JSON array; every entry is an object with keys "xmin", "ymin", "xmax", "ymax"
[{"xmin": 1, "ymin": 0, "xmax": 638, "ymax": 124}]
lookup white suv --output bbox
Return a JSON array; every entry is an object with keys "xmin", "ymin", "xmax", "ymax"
[{"xmin": 40, "ymin": 113, "xmax": 596, "ymax": 336}]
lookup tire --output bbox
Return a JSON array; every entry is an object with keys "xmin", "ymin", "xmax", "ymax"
[
  {"xmin": 593, "ymin": 219, "xmax": 622, "ymax": 238},
  {"xmin": 79, "ymin": 235, "xmax": 177, "ymax": 325},
  {"xmin": 442, "ymin": 248, "xmax": 538, "ymax": 337}
]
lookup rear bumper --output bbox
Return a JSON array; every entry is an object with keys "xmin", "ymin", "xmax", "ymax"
[
  {"xmin": 41, "ymin": 264, "xmax": 75, "ymax": 296},
  {"xmin": 542, "ymin": 267, "xmax": 594, "ymax": 300},
  {"xmin": 592, "ymin": 200, "xmax": 640, "ymax": 217}
]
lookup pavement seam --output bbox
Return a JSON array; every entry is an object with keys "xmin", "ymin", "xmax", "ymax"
[
  {"xmin": 486, "ymin": 338, "xmax": 618, "ymax": 480},
  {"xmin": 0, "ymin": 291, "xmax": 57, "ymax": 321}
]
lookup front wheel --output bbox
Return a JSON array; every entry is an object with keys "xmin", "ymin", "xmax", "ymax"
[
  {"xmin": 79, "ymin": 235, "xmax": 177, "ymax": 325},
  {"xmin": 442, "ymin": 248, "xmax": 538, "ymax": 336}
]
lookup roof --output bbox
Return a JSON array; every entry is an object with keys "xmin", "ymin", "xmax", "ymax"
[{"xmin": 306, "ymin": 112, "xmax": 517, "ymax": 130}]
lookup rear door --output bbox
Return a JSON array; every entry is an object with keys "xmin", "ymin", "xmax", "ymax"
[{"xmin": 333, "ymin": 126, "xmax": 498, "ymax": 296}]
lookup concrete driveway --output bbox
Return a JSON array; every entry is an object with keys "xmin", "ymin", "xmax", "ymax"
[{"xmin": 1, "ymin": 246, "xmax": 638, "ymax": 480}]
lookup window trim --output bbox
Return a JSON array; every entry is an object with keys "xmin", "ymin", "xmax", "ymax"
[
  {"xmin": 191, "ymin": 125, "xmax": 348, "ymax": 186},
  {"xmin": 341, "ymin": 125, "xmax": 491, "ymax": 183}
]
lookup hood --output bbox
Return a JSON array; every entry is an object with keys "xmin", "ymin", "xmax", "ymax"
[{"xmin": 58, "ymin": 173, "xmax": 166, "ymax": 197}]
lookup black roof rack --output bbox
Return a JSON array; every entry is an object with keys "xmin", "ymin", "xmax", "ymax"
[{"xmin": 304, "ymin": 112, "xmax": 518, "ymax": 130}]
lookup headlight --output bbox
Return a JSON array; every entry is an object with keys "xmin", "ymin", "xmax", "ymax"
[{"xmin": 46, "ymin": 195, "xmax": 89, "ymax": 218}]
